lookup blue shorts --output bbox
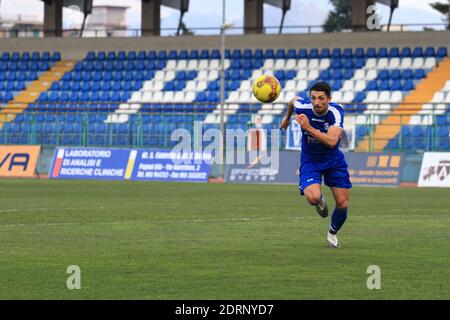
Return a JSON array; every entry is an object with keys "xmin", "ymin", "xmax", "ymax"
[{"xmin": 299, "ymin": 153, "xmax": 352, "ymax": 195}]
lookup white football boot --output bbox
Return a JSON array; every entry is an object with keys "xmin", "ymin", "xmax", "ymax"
[{"xmin": 327, "ymin": 231, "xmax": 339, "ymax": 248}]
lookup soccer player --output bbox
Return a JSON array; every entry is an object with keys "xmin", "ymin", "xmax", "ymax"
[{"xmin": 280, "ymin": 82, "xmax": 352, "ymax": 247}]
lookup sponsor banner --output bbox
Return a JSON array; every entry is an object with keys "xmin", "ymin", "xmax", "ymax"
[
  {"xmin": 226, "ymin": 151, "xmax": 404, "ymax": 186},
  {"xmin": 0, "ymin": 145, "xmax": 41, "ymax": 178},
  {"xmin": 49, "ymin": 147, "xmax": 212, "ymax": 182},
  {"xmin": 131, "ymin": 149, "xmax": 212, "ymax": 182},
  {"xmin": 347, "ymin": 152, "xmax": 404, "ymax": 186},
  {"xmin": 49, "ymin": 147, "xmax": 131, "ymax": 180},
  {"xmin": 417, "ymin": 152, "xmax": 450, "ymax": 188},
  {"xmin": 225, "ymin": 150, "xmax": 299, "ymax": 184}
]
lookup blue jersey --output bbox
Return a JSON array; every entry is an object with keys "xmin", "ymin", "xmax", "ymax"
[{"xmin": 293, "ymin": 98, "xmax": 344, "ymax": 161}]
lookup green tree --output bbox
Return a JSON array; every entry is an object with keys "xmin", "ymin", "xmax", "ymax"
[
  {"xmin": 323, "ymin": 0, "xmax": 352, "ymax": 32},
  {"xmin": 430, "ymin": 2, "xmax": 450, "ymax": 30}
]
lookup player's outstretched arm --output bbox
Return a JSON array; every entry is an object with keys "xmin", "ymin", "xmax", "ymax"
[{"xmin": 280, "ymin": 96, "xmax": 298, "ymax": 129}]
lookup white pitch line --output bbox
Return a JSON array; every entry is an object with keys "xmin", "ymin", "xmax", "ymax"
[
  {"xmin": 0, "ymin": 213, "xmax": 447, "ymax": 229},
  {"xmin": 0, "ymin": 207, "xmax": 106, "ymax": 214}
]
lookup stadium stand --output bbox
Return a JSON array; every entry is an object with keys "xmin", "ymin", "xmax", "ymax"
[{"xmin": 0, "ymin": 45, "xmax": 449, "ymax": 151}]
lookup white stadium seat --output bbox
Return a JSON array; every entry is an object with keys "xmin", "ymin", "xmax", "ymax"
[
  {"xmin": 176, "ymin": 60, "xmax": 187, "ymax": 69},
  {"xmin": 307, "ymin": 69, "xmax": 319, "ymax": 80},
  {"xmin": 274, "ymin": 59, "xmax": 285, "ymax": 69},
  {"xmin": 353, "ymin": 69, "xmax": 365, "ymax": 80},
  {"xmin": 208, "ymin": 70, "xmax": 219, "ymax": 81},
  {"xmin": 400, "ymin": 58, "xmax": 412, "ymax": 69},
  {"xmin": 341, "ymin": 91, "xmax": 355, "ymax": 103},
  {"xmin": 141, "ymin": 92, "xmax": 153, "ymax": 103},
  {"xmin": 285, "ymin": 59, "xmax": 297, "ymax": 69},
  {"xmin": 431, "ymin": 91, "xmax": 444, "ymax": 102},
  {"xmin": 377, "ymin": 58, "xmax": 389, "ymax": 69},
  {"xmin": 284, "ymin": 80, "xmax": 296, "ymax": 91},
  {"xmin": 152, "ymin": 91, "xmax": 163, "ymax": 102},
  {"xmin": 263, "ymin": 59, "xmax": 274, "ymax": 69},
  {"xmin": 355, "ymin": 80, "xmax": 366, "ymax": 91},
  {"xmin": 425, "ymin": 57, "xmax": 436, "ymax": 69},
  {"xmin": 166, "ymin": 60, "xmax": 177, "ymax": 70},
  {"xmin": 388, "ymin": 58, "xmax": 401, "ymax": 69},
  {"xmin": 319, "ymin": 59, "xmax": 330, "ymax": 69},
  {"xmin": 296, "ymin": 80, "xmax": 308, "ymax": 91},
  {"xmin": 364, "ymin": 91, "xmax": 379, "ymax": 103},
  {"xmin": 185, "ymin": 91, "xmax": 196, "ymax": 102},
  {"xmin": 207, "ymin": 59, "xmax": 218, "ymax": 69},
  {"xmin": 412, "ymin": 57, "xmax": 424, "ymax": 69},
  {"xmin": 295, "ymin": 70, "xmax": 308, "ymax": 80},
  {"xmin": 444, "ymin": 80, "xmax": 450, "ymax": 91},
  {"xmin": 164, "ymin": 70, "xmax": 176, "ymax": 81},
  {"xmin": 187, "ymin": 60, "xmax": 198, "ymax": 70},
  {"xmin": 153, "ymin": 81, "xmax": 164, "ymax": 91},
  {"xmin": 154, "ymin": 70, "xmax": 164, "ymax": 81},
  {"xmin": 332, "ymin": 91, "xmax": 343, "ymax": 102},
  {"xmin": 390, "ymin": 91, "xmax": 403, "ymax": 103},
  {"xmin": 308, "ymin": 59, "xmax": 319, "ymax": 69},
  {"xmin": 364, "ymin": 58, "xmax": 377, "ymax": 69},
  {"xmin": 365, "ymin": 69, "xmax": 377, "ymax": 80},
  {"xmin": 198, "ymin": 59, "xmax": 209, "ymax": 70},
  {"xmin": 297, "ymin": 59, "xmax": 308, "ymax": 69},
  {"xmin": 129, "ymin": 92, "xmax": 142, "ymax": 103}
]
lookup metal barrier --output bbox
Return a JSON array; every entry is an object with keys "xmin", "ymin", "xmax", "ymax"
[{"xmin": 0, "ymin": 102, "xmax": 449, "ymax": 152}]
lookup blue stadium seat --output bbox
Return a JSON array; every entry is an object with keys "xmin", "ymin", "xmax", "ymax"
[
  {"xmin": 389, "ymin": 47, "xmax": 400, "ymax": 57},
  {"xmin": 340, "ymin": 48, "xmax": 351, "ymax": 58},
  {"xmin": 377, "ymin": 47, "xmax": 388, "ymax": 57},
  {"xmin": 424, "ymin": 47, "xmax": 435, "ymax": 57},
  {"xmin": 264, "ymin": 49, "xmax": 274, "ymax": 59},
  {"xmin": 437, "ymin": 47, "xmax": 447, "ymax": 58},
  {"xmin": 331, "ymin": 48, "xmax": 341, "ymax": 58},
  {"xmin": 275, "ymin": 49, "xmax": 285, "ymax": 59},
  {"xmin": 414, "ymin": 69, "xmax": 426, "ymax": 79},
  {"xmin": 286, "ymin": 49, "xmax": 296, "ymax": 59},
  {"xmin": 309, "ymin": 48, "xmax": 319, "ymax": 59},
  {"xmin": 298, "ymin": 49, "xmax": 308, "ymax": 59},
  {"xmin": 200, "ymin": 49, "xmax": 209, "ymax": 59},
  {"xmin": 412, "ymin": 47, "xmax": 424, "ymax": 57},
  {"xmin": 189, "ymin": 50, "xmax": 199, "ymax": 59},
  {"xmin": 400, "ymin": 47, "xmax": 412, "ymax": 57}
]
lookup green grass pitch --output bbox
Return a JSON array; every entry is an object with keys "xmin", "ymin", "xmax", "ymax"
[{"xmin": 0, "ymin": 179, "xmax": 449, "ymax": 299}]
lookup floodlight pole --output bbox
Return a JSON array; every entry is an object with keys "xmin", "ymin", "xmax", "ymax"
[{"xmin": 219, "ymin": 0, "xmax": 226, "ymax": 178}]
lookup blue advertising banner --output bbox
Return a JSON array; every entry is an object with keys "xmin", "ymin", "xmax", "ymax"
[
  {"xmin": 49, "ymin": 147, "xmax": 212, "ymax": 182},
  {"xmin": 49, "ymin": 147, "xmax": 131, "ymax": 180},
  {"xmin": 131, "ymin": 149, "xmax": 212, "ymax": 182}
]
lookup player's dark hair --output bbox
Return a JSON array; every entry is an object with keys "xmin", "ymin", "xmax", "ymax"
[{"xmin": 310, "ymin": 82, "xmax": 331, "ymax": 97}]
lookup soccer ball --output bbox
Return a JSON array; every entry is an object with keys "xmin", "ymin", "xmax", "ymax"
[{"xmin": 252, "ymin": 74, "xmax": 281, "ymax": 103}]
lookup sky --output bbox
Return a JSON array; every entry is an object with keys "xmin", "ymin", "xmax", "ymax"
[{"xmin": 0, "ymin": 0, "xmax": 447, "ymax": 34}]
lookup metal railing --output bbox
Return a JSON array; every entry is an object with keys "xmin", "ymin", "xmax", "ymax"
[
  {"xmin": 0, "ymin": 23, "xmax": 447, "ymax": 38},
  {"xmin": 0, "ymin": 102, "xmax": 448, "ymax": 153}
]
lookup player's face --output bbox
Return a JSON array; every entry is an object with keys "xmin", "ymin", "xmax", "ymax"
[{"xmin": 310, "ymin": 90, "xmax": 331, "ymax": 115}]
